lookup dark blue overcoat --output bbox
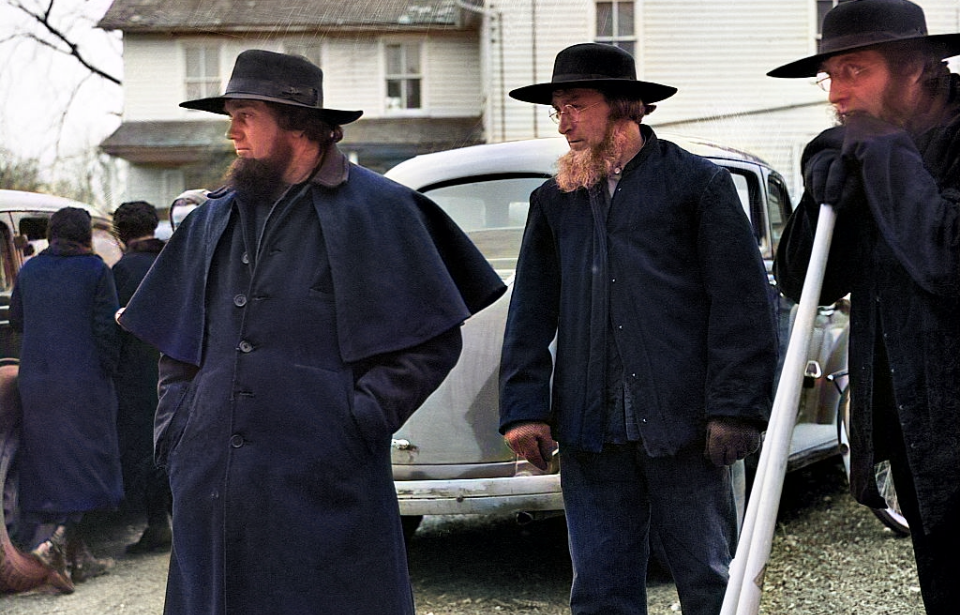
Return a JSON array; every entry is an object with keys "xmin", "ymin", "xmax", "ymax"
[
  {"xmin": 119, "ymin": 145, "xmax": 505, "ymax": 615},
  {"xmin": 10, "ymin": 246, "xmax": 122, "ymax": 517},
  {"xmin": 500, "ymin": 127, "xmax": 777, "ymax": 454},
  {"xmin": 775, "ymin": 79, "xmax": 960, "ymax": 534}
]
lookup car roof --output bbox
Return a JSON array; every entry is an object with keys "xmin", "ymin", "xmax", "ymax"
[
  {"xmin": 0, "ymin": 189, "xmax": 110, "ymax": 221},
  {"xmin": 385, "ymin": 133, "xmax": 770, "ymax": 191}
]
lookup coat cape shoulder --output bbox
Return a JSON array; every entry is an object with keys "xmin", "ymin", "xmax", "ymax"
[{"xmin": 119, "ymin": 163, "xmax": 505, "ymax": 365}]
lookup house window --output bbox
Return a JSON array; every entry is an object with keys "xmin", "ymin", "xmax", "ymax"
[
  {"xmin": 184, "ymin": 45, "xmax": 221, "ymax": 100},
  {"xmin": 595, "ymin": 1, "xmax": 635, "ymax": 57},
  {"xmin": 817, "ymin": 0, "xmax": 855, "ymax": 46},
  {"xmin": 385, "ymin": 43, "xmax": 422, "ymax": 111}
]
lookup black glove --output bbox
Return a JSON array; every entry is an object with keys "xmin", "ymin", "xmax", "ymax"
[
  {"xmin": 704, "ymin": 418, "xmax": 761, "ymax": 467},
  {"xmin": 801, "ymin": 126, "xmax": 862, "ymax": 211}
]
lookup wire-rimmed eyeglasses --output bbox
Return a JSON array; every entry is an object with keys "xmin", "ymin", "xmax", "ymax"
[
  {"xmin": 815, "ymin": 62, "xmax": 876, "ymax": 92},
  {"xmin": 548, "ymin": 101, "xmax": 603, "ymax": 124}
]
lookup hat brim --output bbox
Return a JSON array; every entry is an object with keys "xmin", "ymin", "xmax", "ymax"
[
  {"xmin": 768, "ymin": 32, "xmax": 960, "ymax": 78},
  {"xmin": 180, "ymin": 93, "xmax": 363, "ymax": 125},
  {"xmin": 509, "ymin": 78, "xmax": 677, "ymax": 105}
]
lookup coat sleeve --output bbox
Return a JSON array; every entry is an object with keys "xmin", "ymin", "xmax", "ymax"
[
  {"xmin": 350, "ymin": 325, "xmax": 463, "ymax": 440},
  {"xmin": 697, "ymin": 169, "xmax": 778, "ymax": 425},
  {"xmin": 844, "ymin": 125, "xmax": 960, "ymax": 297},
  {"xmin": 498, "ymin": 191, "xmax": 560, "ymax": 433}
]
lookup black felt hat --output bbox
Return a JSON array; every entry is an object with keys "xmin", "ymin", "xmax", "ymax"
[
  {"xmin": 180, "ymin": 49, "xmax": 363, "ymax": 125},
  {"xmin": 768, "ymin": 0, "xmax": 960, "ymax": 78},
  {"xmin": 509, "ymin": 43, "xmax": 677, "ymax": 105}
]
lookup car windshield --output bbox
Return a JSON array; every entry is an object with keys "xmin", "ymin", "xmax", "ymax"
[{"xmin": 423, "ymin": 176, "xmax": 546, "ymax": 272}]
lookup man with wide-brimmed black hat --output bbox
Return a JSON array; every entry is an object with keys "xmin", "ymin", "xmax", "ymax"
[
  {"xmin": 771, "ymin": 2, "xmax": 960, "ymax": 612},
  {"xmin": 499, "ymin": 43, "xmax": 777, "ymax": 615},
  {"xmin": 117, "ymin": 49, "xmax": 505, "ymax": 615}
]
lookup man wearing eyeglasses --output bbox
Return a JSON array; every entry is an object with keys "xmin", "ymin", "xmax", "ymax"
[
  {"xmin": 499, "ymin": 43, "xmax": 778, "ymax": 615},
  {"xmin": 770, "ymin": 2, "xmax": 960, "ymax": 613}
]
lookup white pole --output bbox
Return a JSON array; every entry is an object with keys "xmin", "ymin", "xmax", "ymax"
[{"xmin": 721, "ymin": 203, "xmax": 838, "ymax": 615}]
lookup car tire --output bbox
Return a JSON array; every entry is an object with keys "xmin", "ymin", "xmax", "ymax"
[
  {"xmin": 836, "ymin": 386, "xmax": 910, "ymax": 537},
  {"xmin": 0, "ymin": 363, "xmax": 54, "ymax": 593}
]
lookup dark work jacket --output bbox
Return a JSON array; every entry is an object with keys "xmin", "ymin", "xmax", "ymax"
[
  {"xmin": 499, "ymin": 127, "xmax": 777, "ymax": 455},
  {"xmin": 10, "ymin": 244, "xmax": 122, "ymax": 516},
  {"xmin": 774, "ymin": 83, "xmax": 960, "ymax": 535},
  {"xmin": 112, "ymin": 238, "xmax": 165, "ymax": 497},
  {"xmin": 118, "ymin": 144, "xmax": 505, "ymax": 615}
]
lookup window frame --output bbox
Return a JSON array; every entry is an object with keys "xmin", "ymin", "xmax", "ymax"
[
  {"xmin": 594, "ymin": 1, "xmax": 637, "ymax": 56},
  {"xmin": 383, "ymin": 40, "xmax": 425, "ymax": 115},
  {"xmin": 183, "ymin": 44, "xmax": 222, "ymax": 102}
]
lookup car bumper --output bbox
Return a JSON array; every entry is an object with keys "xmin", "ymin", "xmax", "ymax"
[{"xmin": 394, "ymin": 473, "xmax": 563, "ymax": 516}]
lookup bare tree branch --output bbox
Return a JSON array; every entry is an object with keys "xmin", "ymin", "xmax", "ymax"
[{"xmin": 10, "ymin": 0, "xmax": 121, "ymax": 85}]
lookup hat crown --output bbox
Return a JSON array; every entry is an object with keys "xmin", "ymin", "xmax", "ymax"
[
  {"xmin": 820, "ymin": 0, "xmax": 927, "ymax": 54},
  {"xmin": 551, "ymin": 43, "xmax": 638, "ymax": 84},
  {"xmin": 226, "ymin": 50, "xmax": 323, "ymax": 108}
]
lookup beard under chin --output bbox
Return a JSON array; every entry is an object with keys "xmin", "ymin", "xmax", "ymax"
[
  {"xmin": 554, "ymin": 127, "xmax": 631, "ymax": 193},
  {"xmin": 225, "ymin": 155, "xmax": 289, "ymax": 204}
]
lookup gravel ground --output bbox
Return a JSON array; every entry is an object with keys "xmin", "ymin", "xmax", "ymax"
[{"xmin": 0, "ymin": 458, "xmax": 925, "ymax": 614}]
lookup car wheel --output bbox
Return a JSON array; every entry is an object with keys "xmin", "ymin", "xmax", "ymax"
[
  {"xmin": 0, "ymin": 363, "xmax": 53, "ymax": 593},
  {"xmin": 837, "ymin": 386, "xmax": 910, "ymax": 537}
]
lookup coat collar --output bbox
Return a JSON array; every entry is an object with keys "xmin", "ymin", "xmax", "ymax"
[{"xmin": 310, "ymin": 141, "xmax": 351, "ymax": 189}]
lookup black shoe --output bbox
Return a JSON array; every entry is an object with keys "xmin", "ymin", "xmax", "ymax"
[{"xmin": 125, "ymin": 522, "xmax": 172, "ymax": 554}]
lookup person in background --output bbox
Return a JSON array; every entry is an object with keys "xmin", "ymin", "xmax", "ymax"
[
  {"xmin": 10, "ymin": 206, "xmax": 122, "ymax": 592},
  {"xmin": 499, "ymin": 43, "xmax": 777, "ymax": 615},
  {"xmin": 168, "ymin": 189, "xmax": 210, "ymax": 233},
  {"xmin": 769, "ymin": 1, "xmax": 960, "ymax": 613},
  {"xmin": 111, "ymin": 201, "xmax": 171, "ymax": 554},
  {"xmin": 117, "ymin": 50, "xmax": 505, "ymax": 615}
]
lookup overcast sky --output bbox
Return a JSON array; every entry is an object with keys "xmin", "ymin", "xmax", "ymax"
[{"xmin": 0, "ymin": 0, "xmax": 122, "ymax": 166}]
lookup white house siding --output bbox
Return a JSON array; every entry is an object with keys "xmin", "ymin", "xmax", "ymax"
[
  {"xmin": 487, "ymin": 0, "xmax": 960, "ymax": 197},
  {"xmin": 122, "ymin": 32, "xmax": 480, "ymax": 123},
  {"xmin": 491, "ymin": 0, "xmax": 595, "ymax": 142}
]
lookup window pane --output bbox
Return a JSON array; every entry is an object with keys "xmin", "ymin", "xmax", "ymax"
[
  {"xmin": 596, "ymin": 3, "xmax": 613, "ymax": 37},
  {"xmin": 204, "ymin": 47, "xmax": 219, "ymax": 77},
  {"xmin": 405, "ymin": 44, "xmax": 420, "ymax": 74},
  {"xmin": 386, "ymin": 45, "xmax": 402, "ymax": 74},
  {"xmin": 424, "ymin": 176, "xmax": 546, "ymax": 269},
  {"xmin": 387, "ymin": 80, "xmax": 402, "ymax": 99},
  {"xmin": 618, "ymin": 41, "xmax": 635, "ymax": 57},
  {"xmin": 617, "ymin": 2, "xmax": 634, "ymax": 36},
  {"xmin": 185, "ymin": 48, "xmax": 201, "ymax": 78},
  {"xmin": 202, "ymin": 80, "xmax": 220, "ymax": 97},
  {"xmin": 406, "ymin": 79, "xmax": 421, "ymax": 108}
]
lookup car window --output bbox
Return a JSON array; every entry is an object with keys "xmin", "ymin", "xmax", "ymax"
[
  {"xmin": 423, "ymin": 176, "xmax": 546, "ymax": 271},
  {"xmin": 725, "ymin": 166, "xmax": 767, "ymax": 252},
  {"xmin": 93, "ymin": 225, "xmax": 122, "ymax": 266},
  {"xmin": 766, "ymin": 174, "xmax": 793, "ymax": 255},
  {"xmin": 0, "ymin": 220, "xmax": 15, "ymax": 292},
  {"xmin": 11, "ymin": 213, "xmax": 121, "ymax": 267}
]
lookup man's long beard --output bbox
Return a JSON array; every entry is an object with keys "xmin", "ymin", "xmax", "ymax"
[
  {"xmin": 225, "ymin": 142, "xmax": 295, "ymax": 203},
  {"xmin": 555, "ymin": 126, "xmax": 631, "ymax": 193}
]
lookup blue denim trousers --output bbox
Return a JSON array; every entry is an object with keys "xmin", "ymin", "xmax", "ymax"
[{"xmin": 560, "ymin": 442, "xmax": 737, "ymax": 615}]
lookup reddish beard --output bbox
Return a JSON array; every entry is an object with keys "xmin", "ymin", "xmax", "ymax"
[{"xmin": 555, "ymin": 125, "xmax": 632, "ymax": 192}]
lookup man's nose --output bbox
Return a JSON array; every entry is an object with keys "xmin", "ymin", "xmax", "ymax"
[
  {"xmin": 557, "ymin": 113, "xmax": 573, "ymax": 134},
  {"xmin": 827, "ymin": 81, "xmax": 847, "ymax": 106},
  {"xmin": 225, "ymin": 120, "xmax": 240, "ymax": 140}
]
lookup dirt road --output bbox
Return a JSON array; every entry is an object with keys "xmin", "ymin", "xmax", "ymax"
[{"xmin": 1, "ymin": 458, "xmax": 923, "ymax": 614}]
